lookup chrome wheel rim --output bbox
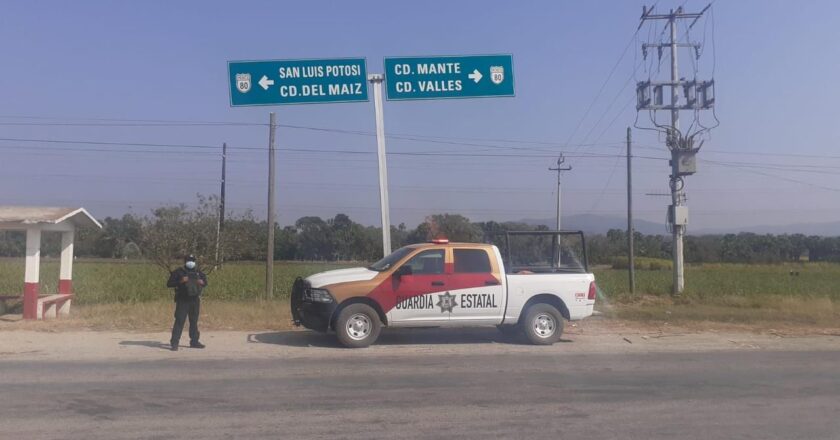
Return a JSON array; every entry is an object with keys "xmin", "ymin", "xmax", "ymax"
[
  {"xmin": 346, "ymin": 313, "xmax": 372, "ymax": 341},
  {"xmin": 533, "ymin": 313, "xmax": 556, "ymax": 338}
]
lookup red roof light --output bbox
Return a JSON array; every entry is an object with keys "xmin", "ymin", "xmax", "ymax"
[{"xmin": 431, "ymin": 238, "xmax": 449, "ymax": 244}]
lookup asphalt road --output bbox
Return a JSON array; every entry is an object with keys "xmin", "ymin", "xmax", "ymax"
[{"xmin": 1, "ymin": 338, "xmax": 839, "ymax": 440}]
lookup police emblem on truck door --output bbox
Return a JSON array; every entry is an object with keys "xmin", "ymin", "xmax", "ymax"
[{"xmin": 436, "ymin": 292, "xmax": 458, "ymax": 313}]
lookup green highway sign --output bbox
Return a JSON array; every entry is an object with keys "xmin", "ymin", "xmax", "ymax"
[
  {"xmin": 228, "ymin": 58, "xmax": 368, "ymax": 106},
  {"xmin": 383, "ymin": 55, "xmax": 514, "ymax": 101}
]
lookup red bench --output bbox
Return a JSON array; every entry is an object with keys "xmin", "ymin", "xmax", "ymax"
[{"xmin": 37, "ymin": 294, "xmax": 74, "ymax": 319}]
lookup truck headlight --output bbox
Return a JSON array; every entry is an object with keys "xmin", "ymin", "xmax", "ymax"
[{"xmin": 305, "ymin": 288, "xmax": 334, "ymax": 303}]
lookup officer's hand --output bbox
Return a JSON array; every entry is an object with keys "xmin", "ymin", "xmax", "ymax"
[
  {"xmin": 197, "ymin": 280, "xmax": 205, "ymax": 287},
  {"xmin": 181, "ymin": 276, "xmax": 189, "ymax": 284}
]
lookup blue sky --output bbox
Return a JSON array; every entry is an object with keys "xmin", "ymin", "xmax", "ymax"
[{"xmin": 2, "ymin": 0, "xmax": 839, "ymax": 231}]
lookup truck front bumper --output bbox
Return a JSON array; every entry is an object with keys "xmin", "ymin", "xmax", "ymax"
[
  {"xmin": 291, "ymin": 278, "xmax": 337, "ymax": 332},
  {"xmin": 296, "ymin": 302, "xmax": 337, "ymax": 332}
]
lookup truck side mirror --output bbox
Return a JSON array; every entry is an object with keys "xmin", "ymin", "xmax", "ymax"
[{"xmin": 395, "ymin": 265, "xmax": 413, "ymax": 278}]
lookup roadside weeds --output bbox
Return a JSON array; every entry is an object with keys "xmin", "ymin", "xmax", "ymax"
[{"xmin": 1, "ymin": 298, "xmax": 839, "ymax": 337}]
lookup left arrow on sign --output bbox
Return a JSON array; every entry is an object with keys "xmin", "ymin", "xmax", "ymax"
[{"xmin": 259, "ymin": 75, "xmax": 275, "ymax": 90}]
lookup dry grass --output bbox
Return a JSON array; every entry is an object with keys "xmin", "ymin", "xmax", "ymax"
[
  {"xmin": 604, "ymin": 294, "xmax": 840, "ymax": 330},
  {"xmin": 0, "ymin": 300, "xmax": 298, "ymax": 332},
  {"xmin": 3, "ymin": 259, "xmax": 840, "ymax": 333},
  {"xmin": 4, "ymin": 296, "xmax": 837, "ymax": 334}
]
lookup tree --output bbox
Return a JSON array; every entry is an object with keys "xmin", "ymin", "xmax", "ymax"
[
  {"xmin": 138, "ymin": 195, "xmax": 251, "ymax": 273},
  {"xmin": 408, "ymin": 214, "xmax": 482, "ymax": 243},
  {"xmin": 295, "ymin": 216, "xmax": 334, "ymax": 260}
]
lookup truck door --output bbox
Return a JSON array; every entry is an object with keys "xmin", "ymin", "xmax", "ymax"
[
  {"xmin": 447, "ymin": 248, "xmax": 505, "ymax": 324},
  {"xmin": 387, "ymin": 249, "xmax": 451, "ymax": 325}
]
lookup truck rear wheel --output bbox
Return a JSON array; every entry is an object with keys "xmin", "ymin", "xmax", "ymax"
[
  {"xmin": 522, "ymin": 303, "xmax": 564, "ymax": 345},
  {"xmin": 335, "ymin": 303, "xmax": 382, "ymax": 348}
]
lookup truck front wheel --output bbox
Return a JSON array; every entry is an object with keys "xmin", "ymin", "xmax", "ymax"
[
  {"xmin": 335, "ymin": 303, "xmax": 382, "ymax": 348},
  {"xmin": 522, "ymin": 303, "xmax": 564, "ymax": 345}
]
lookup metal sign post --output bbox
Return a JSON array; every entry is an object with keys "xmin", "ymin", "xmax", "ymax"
[{"xmin": 368, "ymin": 74, "xmax": 392, "ymax": 257}]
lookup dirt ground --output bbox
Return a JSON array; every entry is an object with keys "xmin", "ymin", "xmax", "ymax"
[{"xmin": 2, "ymin": 313, "xmax": 838, "ymax": 362}]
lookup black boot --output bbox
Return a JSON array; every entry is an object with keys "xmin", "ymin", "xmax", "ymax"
[{"xmin": 190, "ymin": 342, "xmax": 205, "ymax": 349}]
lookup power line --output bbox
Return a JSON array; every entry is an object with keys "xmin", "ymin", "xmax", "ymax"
[
  {"xmin": 702, "ymin": 160, "xmax": 840, "ymax": 193},
  {"xmin": 12, "ymin": 112, "xmax": 840, "ymax": 162},
  {"xmin": 0, "ymin": 114, "xmax": 626, "ymax": 153},
  {"xmin": 0, "ymin": 138, "xmax": 671, "ymax": 160},
  {"xmin": 9, "ymin": 134, "xmax": 840, "ymax": 177},
  {"xmin": 563, "ymin": 17, "xmax": 653, "ymax": 149}
]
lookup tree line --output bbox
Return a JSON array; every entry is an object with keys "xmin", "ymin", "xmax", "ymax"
[{"xmin": 0, "ymin": 197, "xmax": 836, "ymax": 265}]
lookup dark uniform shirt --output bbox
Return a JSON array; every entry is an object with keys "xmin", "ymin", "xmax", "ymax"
[{"xmin": 167, "ymin": 267, "xmax": 208, "ymax": 302}]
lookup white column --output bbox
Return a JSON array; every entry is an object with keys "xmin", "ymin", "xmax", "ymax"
[
  {"xmin": 23, "ymin": 228, "xmax": 41, "ymax": 319},
  {"xmin": 25, "ymin": 228, "xmax": 41, "ymax": 283},
  {"xmin": 60, "ymin": 229, "xmax": 74, "ymax": 291},
  {"xmin": 59, "ymin": 228, "xmax": 75, "ymax": 316}
]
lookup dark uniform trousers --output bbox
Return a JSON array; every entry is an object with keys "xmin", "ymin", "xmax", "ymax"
[{"xmin": 171, "ymin": 298, "xmax": 200, "ymax": 346}]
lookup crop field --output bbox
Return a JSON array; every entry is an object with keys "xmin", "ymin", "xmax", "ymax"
[
  {"xmin": 595, "ymin": 262, "xmax": 840, "ymax": 301},
  {"xmin": 1, "ymin": 258, "xmax": 838, "ymax": 304},
  {"xmin": 595, "ymin": 262, "xmax": 839, "ymax": 326},
  {"xmin": 0, "ymin": 258, "xmax": 837, "ymax": 328},
  {"xmin": 0, "ymin": 258, "xmax": 353, "ymax": 304}
]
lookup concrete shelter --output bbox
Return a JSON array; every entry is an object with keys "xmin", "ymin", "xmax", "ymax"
[{"xmin": 0, "ymin": 206, "xmax": 101, "ymax": 319}]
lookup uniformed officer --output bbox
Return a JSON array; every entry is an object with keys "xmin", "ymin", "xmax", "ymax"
[{"xmin": 167, "ymin": 254, "xmax": 207, "ymax": 351}]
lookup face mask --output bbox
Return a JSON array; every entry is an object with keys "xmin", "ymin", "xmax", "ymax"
[{"xmin": 185, "ymin": 261, "xmax": 196, "ymax": 270}]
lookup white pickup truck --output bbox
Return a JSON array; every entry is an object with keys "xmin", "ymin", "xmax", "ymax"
[{"xmin": 291, "ymin": 231, "xmax": 597, "ymax": 348}]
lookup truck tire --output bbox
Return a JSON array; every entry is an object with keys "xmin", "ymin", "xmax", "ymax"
[
  {"xmin": 522, "ymin": 303, "xmax": 564, "ymax": 345},
  {"xmin": 335, "ymin": 303, "xmax": 382, "ymax": 348}
]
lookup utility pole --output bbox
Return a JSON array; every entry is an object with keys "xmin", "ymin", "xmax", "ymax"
[
  {"xmin": 667, "ymin": 8, "xmax": 685, "ymax": 297},
  {"xmin": 549, "ymin": 154, "xmax": 571, "ymax": 266},
  {"xmin": 626, "ymin": 127, "xmax": 635, "ymax": 295},
  {"xmin": 636, "ymin": 4, "xmax": 714, "ymax": 295},
  {"xmin": 266, "ymin": 113, "xmax": 276, "ymax": 299},
  {"xmin": 214, "ymin": 142, "xmax": 227, "ymax": 270}
]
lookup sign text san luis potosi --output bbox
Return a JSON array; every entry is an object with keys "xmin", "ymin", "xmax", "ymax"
[{"xmin": 228, "ymin": 58, "xmax": 368, "ymax": 106}]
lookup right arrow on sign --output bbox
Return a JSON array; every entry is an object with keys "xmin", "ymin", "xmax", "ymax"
[{"xmin": 468, "ymin": 69, "xmax": 483, "ymax": 83}]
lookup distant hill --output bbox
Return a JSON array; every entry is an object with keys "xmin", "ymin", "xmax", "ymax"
[
  {"xmin": 696, "ymin": 221, "xmax": 840, "ymax": 236},
  {"xmin": 520, "ymin": 214, "xmax": 667, "ymax": 235},
  {"xmin": 519, "ymin": 215, "xmax": 840, "ymax": 236}
]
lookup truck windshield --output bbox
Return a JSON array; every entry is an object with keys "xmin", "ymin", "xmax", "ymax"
[{"xmin": 368, "ymin": 246, "xmax": 414, "ymax": 271}]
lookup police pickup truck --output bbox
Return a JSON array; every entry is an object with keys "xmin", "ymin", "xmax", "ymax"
[{"xmin": 291, "ymin": 231, "xmax": 596, "ymax": 348}]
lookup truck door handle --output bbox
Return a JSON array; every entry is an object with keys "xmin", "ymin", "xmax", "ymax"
[
  {"xmin": 485, "ymin": 280, "xmax": 500, "ymax": 286},
  {"xmin": 431, "ymin": 281, "xmax": 445, "ymax": 286}
]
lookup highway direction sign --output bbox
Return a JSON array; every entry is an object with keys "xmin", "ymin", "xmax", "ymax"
[
  {"xmin": 228, "ymin": 58, "xmax": 368, "ymax": 106},
  {"xmin": 383, "ymin": 54, "xmax": 514, "ymax": 101}
]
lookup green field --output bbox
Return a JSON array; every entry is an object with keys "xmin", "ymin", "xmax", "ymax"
[
  {"xmin": 1, "ymin": 259, "xmax": 838, "ymax": 305},
  {"xmin": 594, "ymin": 263, "xmax": 839, "ymax": 326},
  {"xmin": 0, "ymin": 258, "xmax": 352, "ymax": 304},
  {"xmin": 1, "ymin": 259, "xmax": 838, "ymax": 327},
  {"xmin": 595, "ymin": 262, "xmax": 840, "ymax": 300}
]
